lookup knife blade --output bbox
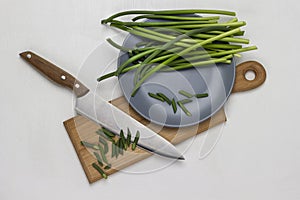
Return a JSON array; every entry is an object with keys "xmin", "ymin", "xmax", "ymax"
[{"xmin": 20, "ymin": 51, "xmax": 184, "ymax": 160}]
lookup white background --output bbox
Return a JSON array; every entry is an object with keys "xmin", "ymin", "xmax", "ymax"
[{"xmin": 1, "ymin": 0, "xmax": 300, "ymax": 199}]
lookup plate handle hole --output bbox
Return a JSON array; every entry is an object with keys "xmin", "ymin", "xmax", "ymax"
[{"xmin": 245, "ymin": 70, "xmax": 256, "ymax": 81}]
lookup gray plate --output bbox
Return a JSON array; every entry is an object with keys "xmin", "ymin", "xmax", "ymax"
[{"xmin": 118, "ymin": 33, "xmax": 235, "ymax": 127}]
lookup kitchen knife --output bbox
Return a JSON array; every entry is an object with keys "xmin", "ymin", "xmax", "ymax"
[{"xmin": 20, "ymin": 51, "xmax": 184, "ymax": 160}]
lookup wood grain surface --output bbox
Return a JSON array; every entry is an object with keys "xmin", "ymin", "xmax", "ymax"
[
  {"xmin": 19, "ymin": 51, "xmax": 89, "ymax": 97},
  {"xmin": 232, "ymin": 61, "xmax": 266, "ymax": 93}
]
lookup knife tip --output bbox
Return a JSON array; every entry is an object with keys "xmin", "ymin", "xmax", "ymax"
[{"xmin": 178, "ymin": 155, "xmax": 185, "ymax": 160}]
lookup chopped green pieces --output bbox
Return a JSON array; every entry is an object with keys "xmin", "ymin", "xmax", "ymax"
[
  {"xmin": 148, "ymin": 92, "xmax": 165, "ymax": 102},
  {"xmin": 177, "ymin": 102, "xmax": 192, "ymax": 116},
  {"xmin": 111, "ymin": 141, "xmax": 116, "ymax": 158},
  {"xmin": 96, "ymin": 129, "xmax": 113, "ymax": 141},
  {"xmin": 80, "ymin": 141, "xmax": 100, "ymax": 150},
  {"xmin": 179, "ymin": 90, "xmax": 194, "ymax": 98},
  {"xmin": 178, "ymin": 98, "xmax": 193, "ymax": 104},
  {"xmin": 195, "ymin": 93, "xmax": 209, "ymax": 98},
  {"xmin": 92, "ymin": 163, "xmax": 108, "ymax": 179},
  {"xmin": 98, "ymin": 137, "xmax": 109, "ymax": 154},
  {"xmin": 102, "ymin": 127, "xmax": 115, "ymax": 138},
  {"xmin": 132, "ymin": 131, "xmax": 140, "ymax": 151},
  {"xmin": 120, "ymin": 130, "xmax": 128, "ymax": 150},
  {"xmin": 104, "ymin": 164, "xmax": 112, "ymax": 170},
  {"xmin": 93, "ymin": 152, "xmax": 104, "ymax": 167},
  {"xmin": 81, "ymin": 127, "xmax": 141, "ymax": 180},
  {"xmin": 157, "ymin": 93, "xmax": 172, "ymax": 105},
  {"xmin": 126, "ymin": 128, "xmax": 132, "ymax": 147},
  {"xmin": 98, "ymin": 144, "xmax": 108, "ymax": 164},
  {"xmin": 171, "ymin": 98, "xmax": 177, "ymax": 113},
  {"xmin": 147, "ymin": 89, "xmax": 208, "ymax": 116},
  {"xmin": 118, "ymin": 139, "xmax": 124, "ymax": 155}
]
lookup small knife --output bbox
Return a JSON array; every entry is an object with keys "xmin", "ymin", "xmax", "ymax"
[{"xmin": 20, "ymin": 51, "xmax": 184, "ymax": 160}]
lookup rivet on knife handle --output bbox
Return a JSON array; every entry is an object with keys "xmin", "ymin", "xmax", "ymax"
[{"xmin": 19, "ymin": 51, "xmax": 89, "ymax": 97}]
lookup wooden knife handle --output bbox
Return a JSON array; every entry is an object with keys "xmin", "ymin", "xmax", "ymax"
[
  {"xmin": 20, "ymin": 51, "xmax": 89, "ymax": 97},
  {"xmin": 232, "ymin": 61, "xmax": 266, "ymax": 93}
]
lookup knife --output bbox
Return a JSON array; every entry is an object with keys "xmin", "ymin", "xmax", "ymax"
[{"xmin": 20, "ymin": 51, "xmax": 184, "ymax": 160}]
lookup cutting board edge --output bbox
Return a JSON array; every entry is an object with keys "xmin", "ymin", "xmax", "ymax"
[
  {"xmin": 63, "ymin": 99, "xmax": 227, "ymax": 183},
  {"xmin": 63, "ymin": 118, "xmax": 95, "ymax": 183}
]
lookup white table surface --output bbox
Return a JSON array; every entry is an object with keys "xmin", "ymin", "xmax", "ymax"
[{"xmin": 1, "ymin": 0, "xmax": 300, "ymax": 199}]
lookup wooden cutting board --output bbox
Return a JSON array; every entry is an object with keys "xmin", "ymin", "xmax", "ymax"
[{"xmin": 63, "ymin": 61, "xmax": 266, "ymax": 183}]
